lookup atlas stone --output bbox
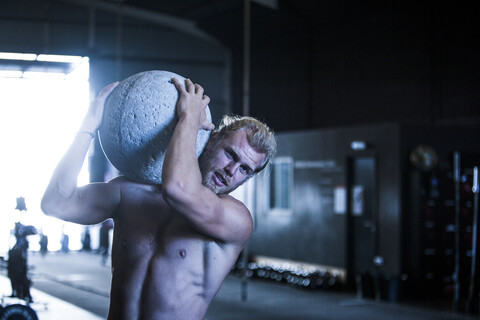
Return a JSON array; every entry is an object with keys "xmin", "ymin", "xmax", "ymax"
[{"xmin": 98, "ymin": 70, "xmax": 212, "ymax": 185}]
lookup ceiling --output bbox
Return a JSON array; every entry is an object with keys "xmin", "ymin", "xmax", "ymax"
[
  {"xmin": 94, "ymin": 0, "xmax": 318, "ymax": 26},
  {"xmin": 120, "ymin": 0, "xmax": 246, "ymax": 21}
]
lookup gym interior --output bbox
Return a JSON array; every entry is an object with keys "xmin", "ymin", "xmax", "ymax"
[{"xmin": 0, "ymin": 1, "xmax": 479, "ymax": 319}]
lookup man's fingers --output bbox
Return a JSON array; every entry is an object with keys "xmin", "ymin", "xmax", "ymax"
[
  {"xmin": 195, "ymin": 84, "xmax": 204, "ymax": 95},
  {"xmin": 91, "ymin": 82, "xmax": 119, "ymax": 112},
  {"xmin": 171, "ymin": 78, "xmax": 185, "ymax": 93},
  {"xmin": 106, "ymin": 81, "xmax": 120, "ymax": 92},
  {"xmin": 202, "ymin": 95, "xmax": 211, "ymax": 105},
  {"xmin": 185, "ymin": 78, "xmax": 195, "ymax": 92},
  {"xmin": 172, "ymin": 77, "xmax": 207, "ymax": 99},
  {"xmin": 98, "ymin": 81, "xmax": 119, "ymax": 99},
  {"xmin": 201, "ymin": 120, "xmax": 215, "ymax": 131}
]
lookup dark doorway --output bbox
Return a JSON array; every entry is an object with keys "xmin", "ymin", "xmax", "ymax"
[{"xmin": 347, "ymin": 156, "xmax": 378, "ymax": 286}]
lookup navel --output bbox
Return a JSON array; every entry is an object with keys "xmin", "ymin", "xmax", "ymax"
[{"xmin": 179, "ymin": 248, "xmax": 187, "ymax": 258}]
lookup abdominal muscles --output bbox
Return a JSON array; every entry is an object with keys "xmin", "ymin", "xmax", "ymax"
[{"xmin": 109, "ymin": 220, "xmax": 227, "ymax": 320}]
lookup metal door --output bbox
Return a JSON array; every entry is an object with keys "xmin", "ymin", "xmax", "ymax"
[{"xmin": 348, "ymin": 156, "xmax": 378, "ymax": 278}]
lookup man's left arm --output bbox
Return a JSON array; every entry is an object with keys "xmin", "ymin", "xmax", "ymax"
[{"xmin": 161, "ymin": 78, "xmax": 253, "ymax": 244}]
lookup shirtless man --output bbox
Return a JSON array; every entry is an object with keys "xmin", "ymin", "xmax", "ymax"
[{"xmin": 41, "ymin": 78, "xmax": 276, "ymax": 320}]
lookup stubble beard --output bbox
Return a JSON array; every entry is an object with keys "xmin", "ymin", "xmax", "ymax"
[
  {"xmin": 198, "ymin": 141, "xmax": 244, "ymax": 195},
  {"xmin": 202, "ymin": 170, "xmax": 245, "ymax": 195},
  {"xmin": 199, "ymin": 148, "xmax": 224, "ymax": 195},
  {"xmin": 199, "ymin": 157, "xmax": 236, "ymax": 195},
  {"xmin": 202, "ymin": 174, "xmax": 221, "ymax": 195}
]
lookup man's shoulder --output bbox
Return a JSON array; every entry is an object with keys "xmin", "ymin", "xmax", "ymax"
[
  {"xmin": 218, "ymin": 193, "xmax": 248, "ymax": 210},
  {"xmin": 218, "ymin": 194, "xmax": 253, "ymax": 233},
  {"xmin": 109, "ymin": 176, "xmax": 158, "ymax": 189},
  {"xmin": 107, "ymin": 176, "xmax": 164, "ymax": 205},
  {"xmin": 107, "ymin": 178, "xmax": 169, "ymax": 219},
  {"xmin": 108, "ymin": 175, "xmax": 135, "ymax": 184}
]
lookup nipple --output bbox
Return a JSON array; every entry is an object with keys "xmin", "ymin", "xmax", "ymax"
[{"xmin": 179, "ymin": 249, "xmax": 187, "ymax": 258}]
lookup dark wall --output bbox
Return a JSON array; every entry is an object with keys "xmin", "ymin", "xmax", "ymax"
[
  {"xmin": 201, "ymin": 1, "xmax": 480, "ymax": 132},
  {"xmin": 401, "ymin": 123, "xmax": 480, "ymax": 280},
  {"xmin": 251, "ymin": 122, "xmax": 480, "ymax": 278},
  {"xmin": 200, "ymin": 2, "xmax": 313, "ymax": 129},
  {"xmin": 250, "ymin": 123, "xmax": 403, "ymax": 275},
  {"xmin": 3, "ymin": 0, "xmax": 478, "ymax": 133}
]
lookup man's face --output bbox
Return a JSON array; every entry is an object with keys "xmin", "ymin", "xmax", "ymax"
[{"xmin": 199, "ymin": 130, "xmax": 266, "ymax": 195}]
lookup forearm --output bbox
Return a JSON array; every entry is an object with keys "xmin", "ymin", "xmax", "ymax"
[
  {"xmin": 161, "ymin": 79, "xmax": 253, "ymax": 243},
  {"xmin": 162, "ymin": 115, "xmax": 202, "ymax": 191},
  {"xmin": 44, "ymin": 81, "xmax": 117, "ymax": 202},
  {"xmin": 42, "ymin": 133, "xmax": 94, "ymax": 212},
  {"xmin": 42, "ymin": 132, "xmax": 121, "ymax": 224},
  {"xmin": 162, "ymin": 77, "xmax": 217, "ymax": 228},
  {"xmin": 42, "ymin": 81, "xmax": 119, "ymax": 221},
  {"xmin": 162, "ymin": 120, "xmax": 253, "ymax": 242}
]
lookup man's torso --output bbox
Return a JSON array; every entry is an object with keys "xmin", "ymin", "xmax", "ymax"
[{"xmin": 107, "ymin": 178, "xmax": 242, "ymax": 320}]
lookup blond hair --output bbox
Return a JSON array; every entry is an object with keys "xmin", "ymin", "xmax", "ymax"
[{"xmin": 214, "ymin": 115, "xmax": 276, "ymax": 173}]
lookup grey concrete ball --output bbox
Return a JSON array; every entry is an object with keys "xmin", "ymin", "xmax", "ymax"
[{"xmin": 98, "ymin": 70, "xmax": 212, "ymax": 185}]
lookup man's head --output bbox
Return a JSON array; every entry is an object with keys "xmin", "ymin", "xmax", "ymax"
[{"xmin": 199, "ymin": 115, "xmax": 276, "ymax": 195}]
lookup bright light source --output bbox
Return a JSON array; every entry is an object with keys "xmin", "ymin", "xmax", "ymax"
[
  {"xmin": 0, "ymin": 53, "xmax": 91, "ymax": 82},
  {"xmin": 351, "ymin": 141, "xmax": 367, "ymax": 150},
  {"xmin": 65, "ymin": 57, "xmax": 90, "ymax": 81},
  {"xmin": 0, "ymin": 55, "xmax": 90, "ymax": 254},
  {"xmin": 0, "ymin": 52, "xmax": 89, "ymax": 64},
  {"xmin": 37, "ymin": 54, "xmax": 85, "ymax": 63},
  {"xmin": 0, "ymin": 70, "xmax": 23, "ymax": 78},
  {"xmin": 474, "ymin": 167, "xmax": 479, "ymax": 193},
  {"xmin": 23, "ymin": 71, "xmax": 66, "ymax": 79},
  {"xmin": 0, "ymin": 52, "xmax": 37, "ymax": 61}
]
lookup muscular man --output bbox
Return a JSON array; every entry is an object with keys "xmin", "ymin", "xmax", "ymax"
[{"xmin": 41, "ymin": 78, "xmax": 276, "ymax": 320}]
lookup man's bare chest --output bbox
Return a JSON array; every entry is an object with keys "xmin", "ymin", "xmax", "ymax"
[{"xmin": 112, "ymin": 204, "xmax": 215, "ymax": 260}]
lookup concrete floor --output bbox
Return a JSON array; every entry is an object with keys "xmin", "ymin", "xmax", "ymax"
[
  {"xmin": 0, "ymin": 251, "xmax": 477, "ymax": 320},
  {"xmin": 0, "ymin": 275, "xmax": 102, "ymax": 320}
]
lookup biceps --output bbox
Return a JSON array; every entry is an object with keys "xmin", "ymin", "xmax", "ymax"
[
  {"xmin": 163, "ymin": 189, "xmax": 252, "ymax": 243},
  {"xmin": 42, "ymin": 183, "xmax": 120, "ymax": 225},
  {"xmin": 200, "ymin": 206, "xmax": 253, "ymax": 244}
]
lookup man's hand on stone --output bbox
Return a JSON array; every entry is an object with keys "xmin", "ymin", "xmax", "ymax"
[
  {"xmin": 172, "ymin": 77, "xmax": 214, "ymax": 131},
  {"xmin": 79, "ymin": 81, "xmax": 119, "ymax": 133}
]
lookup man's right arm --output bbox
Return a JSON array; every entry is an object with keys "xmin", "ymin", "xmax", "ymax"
[{"xmin": 41, "ymin": 82, "xmax": 121, "ymax": 225}]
